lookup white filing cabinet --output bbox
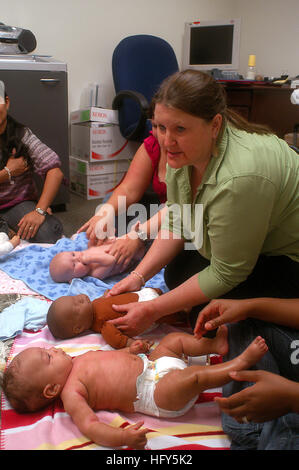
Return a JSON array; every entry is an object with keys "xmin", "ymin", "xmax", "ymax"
[{"xmin": 0, "ymin": 55, "xmax": 69, "ymax": 208}]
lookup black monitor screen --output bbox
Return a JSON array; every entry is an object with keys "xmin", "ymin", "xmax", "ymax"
[{"xmin": 190, "ymin": 25, "xmax": 234, "ymax": 65}]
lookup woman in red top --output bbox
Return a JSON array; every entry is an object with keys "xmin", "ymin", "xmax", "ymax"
[{"xmin": 78, "ymin": 117, "xmax": 167, "ymax": 269}]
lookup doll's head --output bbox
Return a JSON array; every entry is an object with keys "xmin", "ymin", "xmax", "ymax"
[
  {"xmin": 49, "ymin": 251, "xmax": 90, "ymax": 282},
  {"xmin": 47, "ymin": 294, "xmax": 93, "ymax": 339},
  {"xmin": 2, "ymin": 346, "xmax": 72, "ymax": 413}
]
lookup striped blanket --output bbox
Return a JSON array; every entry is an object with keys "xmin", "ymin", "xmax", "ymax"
[{"xmin": 0, "ymin": 322, "xmax": 230, "ymax": 451}]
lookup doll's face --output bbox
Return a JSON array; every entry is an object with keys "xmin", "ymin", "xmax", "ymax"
[
  {"xmin": 48, "ymin": 294, "xmax": 93, "ymax": 338},
  {"xmin": 50, "ymin": 251, "xmax": 90, "ymax": 282}
]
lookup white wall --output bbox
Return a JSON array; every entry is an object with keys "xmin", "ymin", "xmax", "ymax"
[
  {"xmin": 235, "ymin": 0, "xmax": 299, "ymax": 80},
  {"xmin": 0, "ymin": 0, "xmax": 236, "ymax": 112},
  {"xmin": 1, "ymin": 0, "xmax": 298, "ymax": 113}
]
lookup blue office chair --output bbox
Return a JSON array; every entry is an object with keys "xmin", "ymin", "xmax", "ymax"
[{"xmin": 112, "ymin": 34, "xmax": 179, "ymax": 142}]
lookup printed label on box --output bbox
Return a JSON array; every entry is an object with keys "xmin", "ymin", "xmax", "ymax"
[
  {"xmin": 70, "ymin": 170, "xmax": 126, "ymax": 200},
  {"xmin": 69, "ymin": 156, "xmax": 130, "ymax": 175},
  {"xmin": 71, "ymin": 123, "xmax": 134, "ymax": 161},
  {"xmin": 70, "ymin": 107, "xmax": 119, "ymax": 124}
]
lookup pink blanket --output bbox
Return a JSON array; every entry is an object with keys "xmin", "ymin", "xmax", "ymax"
[{"xmin": 0, "ymin": 322, "xmax": 230, "ymax": 450}]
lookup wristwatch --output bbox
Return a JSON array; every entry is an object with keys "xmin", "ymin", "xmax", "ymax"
[
  {"xmin": 35, "ymin": 207, "xmax": 47, "ymax": 216},
  {"xmin": 135, "ymin": 227, "xmax": 148, "ymax": 242},
  {"xmin": 132, "ymin": 222, "xmax": 148, "ymax": 242}
]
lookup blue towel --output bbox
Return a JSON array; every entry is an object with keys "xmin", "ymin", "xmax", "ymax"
[
  {"xmin": 0, "ymin": 233, "xmax": 168, "ymax": 301},
  {"xmin": 0, "ymin": 297, "xmax": 50, "ymax": 340}
]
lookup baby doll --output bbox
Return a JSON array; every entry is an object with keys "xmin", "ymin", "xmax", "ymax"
[
  {"xmin": 47, "ymin": 287, "xmax": 162, "ymax": 349},
  {"xmin": 49, "ymin": 242, "xmax": 145, "ymax": 283},
  {"xmin": 0, "ymin": 219, "xmax": 20, "ymax": 256}
]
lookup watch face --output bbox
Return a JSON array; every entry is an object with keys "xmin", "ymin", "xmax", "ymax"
[
  {"xmin": 36, "ymin": 208, "xmax": 46, "ymax": 216},
  {"xmin": 137, "ymin": 230, "xmax": 147, "ymax": 241}
]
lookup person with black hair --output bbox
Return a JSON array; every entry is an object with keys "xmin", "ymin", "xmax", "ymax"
[{"xmin": 0, "ymin": 81, "xmax": 64, "ymax": 243}]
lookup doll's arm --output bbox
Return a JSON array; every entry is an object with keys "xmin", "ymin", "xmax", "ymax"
[
  {"xmin": 81, "ymin": 246, "xmax": 116, "ymax": 266},
  {"xmin": 63, "ymin": 390, "xmax": 148, "ymax": 449},
  {"xmin": 100, "ymin": 321, "xmax": 131, "ymax": 349}
]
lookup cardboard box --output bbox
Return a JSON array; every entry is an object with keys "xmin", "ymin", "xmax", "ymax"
[
  {"xmin": 70, "ymin": 107, "xmax": 119, "ymax": 124},
  {"xmin": 71, "ymin": 122, "xmax": 138, "ymax": 162},
  {"xmin": 69, "ymin": 155, "xmax": 131, "ymax": 176},
  {"xmin": 70, "ymin": 170, "xmax": 126, "ymax": 200}
]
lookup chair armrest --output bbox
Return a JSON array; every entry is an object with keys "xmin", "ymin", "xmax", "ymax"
[{"xmin": 112, "ymin": 90, "xmax": 149, "ymax": 141}]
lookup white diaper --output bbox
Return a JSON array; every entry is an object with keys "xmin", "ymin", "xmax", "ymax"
[
  {"xmin": 135, "ymin": 288, "xmax": 160, "ymax": 334},
  {"xmin": 133, "ymin": 354, "xmax": 198, "ymax": 418}
]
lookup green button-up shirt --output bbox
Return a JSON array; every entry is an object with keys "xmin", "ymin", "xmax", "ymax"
[{"xmin": 162, "ymin": 124, "xmax": 299, "ymax": 298}]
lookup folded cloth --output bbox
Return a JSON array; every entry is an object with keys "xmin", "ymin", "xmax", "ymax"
[
  {"xmin": 0, "ymin": 233, "xmax": 168, "ymax": 301},
  {"xmin": 0, "ymin": 297, "xmax": 50, "ymax": 340}
]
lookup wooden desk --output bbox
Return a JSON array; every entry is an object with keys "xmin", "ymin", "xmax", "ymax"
[{"xmin": 223, "ymin": 84, "xmax": 299, "ymax": 138}]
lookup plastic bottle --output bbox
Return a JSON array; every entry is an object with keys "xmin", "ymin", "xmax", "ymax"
[{"xmin": 246, "ymin": 55, "xmax": 256, "ymax": 80}]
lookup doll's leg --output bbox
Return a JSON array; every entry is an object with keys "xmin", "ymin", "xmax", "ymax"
[
  {"xmin": 149, "ymin": 326, "xmax": 228, "ymax": 362},
  {"xmin": 154, "ymin": 336, "xmax": 268, "ymax": 412}
]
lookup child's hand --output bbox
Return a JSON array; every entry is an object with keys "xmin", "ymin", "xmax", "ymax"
[
  {"xmin": 10, "ymin": 235, "xmax": 20, "ymax": 248},
  {"xmin": 123, "ymin": 421, "xmax": 148, "ymax": 449}
]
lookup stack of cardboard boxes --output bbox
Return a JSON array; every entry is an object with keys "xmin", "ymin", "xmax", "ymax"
[{"xmin": 69, "ymin": 107, "xmax": 138, "ymax": 200}]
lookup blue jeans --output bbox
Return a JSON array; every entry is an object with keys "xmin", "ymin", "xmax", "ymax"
[
  {"xmin": 223, "ymin": 319, "xmax": 299, "ymax": 450},
  {"xmin": 0, "ymin": 200, "xmax": 63, "ymax": 244}
]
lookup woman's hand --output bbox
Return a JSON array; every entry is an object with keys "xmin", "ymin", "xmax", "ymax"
[
  {"xmin": 106, "ymin": 271, "xmax": 144, "ymax": 297},
  {"xmin": 17, "ymin": 210, "xmax": 45, "ymax": 240},
  {"xmin": 194, "ymin": 299, "xmax": 251, "ymax": 338},
  {"xmin": 6, "ymin": 154, "xmax": 29, "ymax": 177},
  {"xmin": 78, "ymin": 204, "xmax": 116, "ymax": 246},
  {"xmin": 215, "ymin": 370, "xmax": 297, "ymax": 423},
  {"xmin": 108, "ymin": 300, "xmax": 155, "ymax": 336},
  {"xmin": 106, "ymin": 235, "xmax": 145, "ymax": 270},
  {"xmin": 77, "ymin": 214, "xmax": 103, "ymax": 246}
]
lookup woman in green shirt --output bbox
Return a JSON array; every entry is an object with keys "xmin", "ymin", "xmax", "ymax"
[{"xmin": 107, "ymin": 70, "xmax": 299, "ymax": 335}]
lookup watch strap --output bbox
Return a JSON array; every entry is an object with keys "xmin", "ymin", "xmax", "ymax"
[{"xmin": 35, "ymin": 207, "xmax": 47, "ymax": 216}]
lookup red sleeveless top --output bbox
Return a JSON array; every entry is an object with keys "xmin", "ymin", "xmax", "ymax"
[{"xmin": 143, "ymin": 132, "xmax": 166, "ymax": 203}]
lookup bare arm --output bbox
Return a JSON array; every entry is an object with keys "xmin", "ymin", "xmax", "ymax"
[
  {"xmin": 63, "ymin": 390, "xmax": 148, "ymax": 449},
  {"xmin": 108, "ymin": 229, "xmax": 185, "ymax": 296},
  {"xmin": 78, "ymin": 143, "xmax": 154, "ymax": 243},
  {"xmin": 104, "ymin": 205, "xmax": 167, "ymax": 269},
  {"xmin": 35, "ymin": 167, "xmax": 64, "ymax": 212},
  {"xmin": 107, "ymin": 230, "xmax": 210, "ymax": 336},
  {"xmin": 194, "ymin": 298, "xmax": 299, "ymax": 338}
]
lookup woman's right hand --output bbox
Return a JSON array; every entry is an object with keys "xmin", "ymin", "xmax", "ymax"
[
  {"xmin": 77, "ymin": 204, "xmax": 115, "ymax": 246},
  {"xmin": 106, "ymin": 235, "xmax": 145, "ymax": 270},
  {"xmin": 106, "ymin": 271, "xmax": 144, "ymax": 297},
  {"xmin": 194, "ymin": 298, "xmax": 251, "ymax": 338},
  {"xmin": 77, "ymin": 214, "xmax": 103, "ymax": 245},
  {"xmin": 6, "ymin": 154, "xmax": 29, "ymax": 177}
]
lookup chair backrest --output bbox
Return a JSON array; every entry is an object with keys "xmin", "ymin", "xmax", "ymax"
[{"xmin": 112, "ymin": 34, "xmax": 179, "ymax": 140}]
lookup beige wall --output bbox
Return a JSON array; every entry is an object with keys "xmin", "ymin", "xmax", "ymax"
[
  {"xmin": 235, "ymin": 0, "xmax": 299, "ymax": 80},
  {"xmin": 1, "ymin": 0, "xmax": 298, "ymax": 113},
  {"xmin": 0, "ymin": 0, "xmax": 236, "ymax": 111}
]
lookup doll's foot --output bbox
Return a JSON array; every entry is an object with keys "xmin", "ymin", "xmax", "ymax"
[
  {"xmin": 235, "ymin": 336, "xmax": 268, "ymax": 370},
  {"xmin": 213, "ymin": 325, "xmax": 229, "ymax": 356}
]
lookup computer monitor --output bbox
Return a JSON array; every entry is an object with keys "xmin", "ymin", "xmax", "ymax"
[{"xmin": 182, "ymin": 19, "xmax": 241, "ymax": 72}]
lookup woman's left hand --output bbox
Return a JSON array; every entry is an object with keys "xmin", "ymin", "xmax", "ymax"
[
  {"xmin": 17, "ymin": 210, "xmax": 45, "ymax": 240},
  {"xmin": 106, "ymin": 235, "xmax": 145, "ymax": 270},
  {"xmin": 108, "ymin": 301, "xmax": 155, "ymax": 336},
  {"xmin": 215, "ymin": 370, "xmax": 294, "ymax": 423}
]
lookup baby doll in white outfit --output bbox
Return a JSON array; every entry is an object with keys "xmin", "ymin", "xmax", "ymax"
[{"xmin": 0, "ymin": 219, "xmax": 20, "ymax": 256}]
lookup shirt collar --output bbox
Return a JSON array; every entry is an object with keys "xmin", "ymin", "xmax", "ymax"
[{"xmin": 201, "ymin": 122, "xmax": 228, "ymax": 186}]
